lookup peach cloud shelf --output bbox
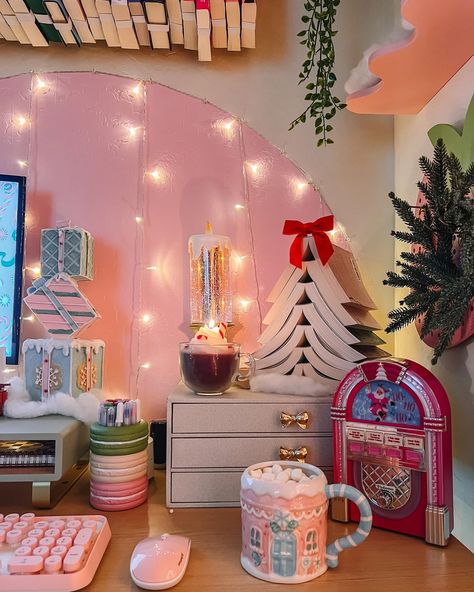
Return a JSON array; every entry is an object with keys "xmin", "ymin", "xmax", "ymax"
[
  {"xmin": 346, "ymin": 0, "xmax": 474, "ymax": 115},
  {"xmin": 0, "ymin": 0, "xmax": 256, "ymax": 60}
]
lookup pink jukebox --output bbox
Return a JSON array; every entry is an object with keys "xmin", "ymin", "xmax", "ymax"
[{"xmin": 331, "ymin": 358, "xmax": 453, "ymax": 546}]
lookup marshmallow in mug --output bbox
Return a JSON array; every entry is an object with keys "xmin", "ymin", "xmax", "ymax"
[{"xmin": 248, "ymin": 463, "xmax": 319, "ymax": 497}]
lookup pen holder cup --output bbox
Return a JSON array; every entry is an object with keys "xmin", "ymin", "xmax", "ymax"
[{"xmin": 89, "ymin": 421, "xmax": 150, "ymax": 511}]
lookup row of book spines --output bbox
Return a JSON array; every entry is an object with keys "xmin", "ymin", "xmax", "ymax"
[{"xmin": 0, "ymin": 0, "xmax": 257, "ymax": 58}]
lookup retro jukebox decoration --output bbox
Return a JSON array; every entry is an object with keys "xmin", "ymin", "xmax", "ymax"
[{"xmin": 331, "ymin": 358, "xmax": 453, "ymax": 546}]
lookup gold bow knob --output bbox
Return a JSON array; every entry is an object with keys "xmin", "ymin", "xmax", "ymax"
[
  {"xmin": 280, "ymin": 411, "xmax": 309, "ymax": 430},
  {"xmin": 279, "ymin": 446, "xmax": 308, "ymax": 463}
]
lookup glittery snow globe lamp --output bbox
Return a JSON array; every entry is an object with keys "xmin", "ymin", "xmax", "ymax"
[
  {"xmin": 180, "ymin": 223, "xmax": 252, "ymax": 395},
  {"xmin": 188, "ymin": 221, "xmax": 232, "ymax": 329}
]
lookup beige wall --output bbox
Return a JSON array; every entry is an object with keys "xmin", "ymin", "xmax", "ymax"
[
  {"xmin": 395, "ymin": 58, "xmax": 474, "ymax": 551},
  {"xmin": 0, "ymin": 0, "xmax": 396, "ymax": 335}
]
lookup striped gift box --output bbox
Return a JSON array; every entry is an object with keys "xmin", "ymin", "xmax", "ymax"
[{"xmin": 24, "ymin": 273, "xmax": 100, "ymax": 336}]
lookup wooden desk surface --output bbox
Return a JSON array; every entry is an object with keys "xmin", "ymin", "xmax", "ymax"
[{"xmin": 1, "ymin": 471, "xmax": 473, "ymax": 591}]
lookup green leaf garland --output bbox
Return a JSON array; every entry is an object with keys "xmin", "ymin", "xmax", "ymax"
[{"xmin": 289, "ymin": 0, "xmax": 345, "ymax": 147}]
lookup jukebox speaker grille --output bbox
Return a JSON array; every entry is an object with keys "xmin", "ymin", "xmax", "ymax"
[{"xmin": 361, "ymin": 463, "xmax": 411, "ymax": 510}]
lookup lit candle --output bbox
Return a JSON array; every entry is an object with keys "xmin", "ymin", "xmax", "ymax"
[{"xmin": 189, "ymin": 222, "xmax": 232, "ymax": 326}]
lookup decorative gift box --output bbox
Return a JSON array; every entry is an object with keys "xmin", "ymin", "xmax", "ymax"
[
  {"xmin": 24, "ymin": 273, "xmax": 100, "ymax": 336},
  {"xmin": 23, "ymin": 338, "xmax": 105, "ymax": 401},
  {"xmin": 41, "ymin": 224, "xmax": 94, "ymax": 280}
]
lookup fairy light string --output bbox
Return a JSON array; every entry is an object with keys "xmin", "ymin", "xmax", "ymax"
[{"xmin": 11, "ymin": 71, "xmax": 351, "ymax": 400}]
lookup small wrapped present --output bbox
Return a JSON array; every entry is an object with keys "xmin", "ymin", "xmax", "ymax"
[
  {"xmin": 24, "ymin": 273, "xmax": 100, "ymax": 336},
  {"xmin": 22, "ymin": 338, "xmax": 105, "ymax": 401},
  {"xmin": 41, "ymin": 224, "xmax": 94, "ymax": 280}
]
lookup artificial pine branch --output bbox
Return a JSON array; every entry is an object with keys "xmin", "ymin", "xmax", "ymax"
[{"xmin": 384, "ymin": 139, "xmax": 474, "ymax": 364}]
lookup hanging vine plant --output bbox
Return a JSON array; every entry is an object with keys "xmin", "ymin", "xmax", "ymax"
[{"xmin": 289, "ymin": 0, "xmax": 345, "ymax": 147}]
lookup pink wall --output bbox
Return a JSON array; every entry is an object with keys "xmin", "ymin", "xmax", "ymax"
[{"xmin": 0, "ymin": 72, "xmax": 344, "ymax": 419}]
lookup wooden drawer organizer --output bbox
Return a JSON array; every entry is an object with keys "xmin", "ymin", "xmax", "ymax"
[{"xmin": 166, "ymin": 384, "xmax": 333, "ymax": 508}]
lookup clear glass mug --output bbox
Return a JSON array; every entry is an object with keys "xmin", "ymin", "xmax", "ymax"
[{"xmin": 179, "ymin": 342, "xmax": 254, "ymax": 395}]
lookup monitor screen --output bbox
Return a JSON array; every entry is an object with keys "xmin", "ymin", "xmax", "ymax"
[{"xmin": 0, "ymin": 174, "xmax": 26, "ymax": 364}]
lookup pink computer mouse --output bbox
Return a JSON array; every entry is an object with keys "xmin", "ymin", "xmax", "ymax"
[{"xmin": 130, "ymin": 533, "xmax": 191, "ymax": 590}]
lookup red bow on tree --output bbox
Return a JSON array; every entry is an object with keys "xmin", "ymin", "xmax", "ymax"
[{"xmin": 282, "ymin": 216, "xmax": 334, "ymax": 268}]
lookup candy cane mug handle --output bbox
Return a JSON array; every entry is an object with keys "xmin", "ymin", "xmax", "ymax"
[{"xmin": 324, "ymin": 483, "xmax": 372, "ymax": 568}]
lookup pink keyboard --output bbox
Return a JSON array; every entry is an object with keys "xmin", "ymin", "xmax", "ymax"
[{"xmin": 0, "ymin": 512, "xmax": 111, "ymax": 591}]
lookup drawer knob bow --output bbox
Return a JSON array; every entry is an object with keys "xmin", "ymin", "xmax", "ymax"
[
  {"xmin": 280, "ymin": 411, "xmax": 309, "ymax": 430},
  {"xmin": 279, "ymin": 446, "xmax": 308, "ymax": 463}
]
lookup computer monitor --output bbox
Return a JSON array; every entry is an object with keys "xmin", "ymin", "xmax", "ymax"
[{"xmin": 0, "ymin": 174, "xmax": 26, "ymax": 365}]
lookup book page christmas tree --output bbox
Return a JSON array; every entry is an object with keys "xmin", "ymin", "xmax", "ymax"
[{"xmin": 254, "ymin": 234, "xmax": 388, "ymax": 389}]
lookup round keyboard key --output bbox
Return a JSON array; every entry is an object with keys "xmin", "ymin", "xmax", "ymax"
[
  {"xmin": 39, "ymin": 536, "xmax": 56, "ymax": 549},
  {"xmin": 21, "ymin": 537, "xmax": 39, "ymax": 548},
  {"xmin": 57, "ymin": 536, "xmax": 73, "ymax": 549},
  {"xmin": 32, "ymin": 545, "xmax": 49, "ymax": 558},
  {"xmin": 0, "ymin": 522, "xmax": 13, "ymax": 532},
  {"xmin": 28, "ymin": 529, "xmax": 44, "ymax": 538},
  {"xmin": 8, "ymin": 555, "xmax": 44, "ymax": 574},
  {"xmin": 44, "ymin": 555, "xmax": 62, "ymax": 573},
  {"xmin": 20, "ymin": 513, "xmax": 35, "ymax": 526},
  {"xmin": 14, "ymin": 521, "xmax": 29, "ymax": 535},
  {"xmin": 50, "ymin": 545, "xmax": 68, "ymax": 559},
  {"xmin": 50, "ymin": 520, "xmax": 66, "ymax": 529},
  {"xmin": 45, "ymin": 528, "xmax": 61, "ymax": 538},
  {"xmin": 66, "ymin": 520, "xmax": 81, "ymax": 530},
  {"xmin": 6, "ymin": 529, "xmax": 24, "ymax": 544},
  {"xmin": 82, "ymin": 520, "xmax": 98, "ymax": 529},
  {"xmin": 15, "ymin": 546, "xmax": 32, "ymax": 556},
  {"xmin": 5, "ymin": 513, "xmax": 19, "ymax": 524},
  {"xmin": 34, "ymin": 521, "xmax": 49, "ymax": 531},
  {"xmin": 62, "ymin": 528, "xmax": 78, "ymax": 538}
]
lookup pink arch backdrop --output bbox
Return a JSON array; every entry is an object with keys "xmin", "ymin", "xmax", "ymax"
[{"xmin": 0, "ymin": 72, "xmax": 348, "ymax": 419}]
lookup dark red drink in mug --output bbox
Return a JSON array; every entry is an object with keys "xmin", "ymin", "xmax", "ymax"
[{"xmin": 179, "ymin": 343, "xmax": 249, "ymax": 395}]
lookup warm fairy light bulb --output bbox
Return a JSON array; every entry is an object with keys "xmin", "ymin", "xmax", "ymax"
[
  {"xmin": 17, "ymin": 160, "xmax": 28, "ymax": 168},
  {"xmin": 142, "ymin": 313, "xmax": 152, "ymax": 323},
  {"xmin": 209, "ymin": 319, "xmax": 216, "ymax": 328},
  {"xmin": 146, "ymin": 265, "xmax": 158, "ymax": 271},
  {"xmin": 232, "ymin": 253, "xmax": 247, "ymax": 267},
  {"xmin": 135, "ymin": 216, "xmax": 143, "ymax": 223},
  {"xmin": 239, "ymin": 298, "xmax": 252, "ymax": 311},
  {"xmin": 131, "ymin": 82, "xmax": 143, "ymax": 96},
  {"xmin": 234, "ymin": 204, "xmax": 245, "ymax": 210},
  {"xmin": 148, "ymin": 168, "xmax": 165, "ymax": 183},
  {"xmin": 15, "ymin": 115, "xmax": 28, "ymax": 127},
  {"xmin": 35, "ymin": 77, "xmax": 47, "ymax": 91},
  {"xmin": 141, "ymin": 362, "xmax": 151, "ymax": 369},
  {"xmin": 128, "ymin": 126, "xmax": 139, "ymax": 138},
  {"xmin": 23, "ymin": 315, "xmax": 35, "ymax": 322},
  {"xmin": 215, "ymin": 118, "xmax": 236, "ymax": 139},
  {"xmin": 29, "ymin": 265, "xmax": 41, "ymax": 276},
  {"xmin": 247, "ymin": 162, "xmax": 260, "ymax": 175}
]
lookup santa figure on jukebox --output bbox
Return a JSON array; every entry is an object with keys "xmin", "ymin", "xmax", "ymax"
[{"xmin": 367, "ymin": 384, "xmax": 392, "ymax": 421}]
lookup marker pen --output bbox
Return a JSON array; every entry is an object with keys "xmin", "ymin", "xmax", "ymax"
[{"xmin": 115, "ymin": 401, "xmax": 124, "ymax": 427}]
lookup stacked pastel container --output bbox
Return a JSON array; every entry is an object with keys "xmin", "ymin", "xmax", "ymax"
[{"xmin": 89, "ymin": 420, "xmax": 149, "ymax": 511}]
